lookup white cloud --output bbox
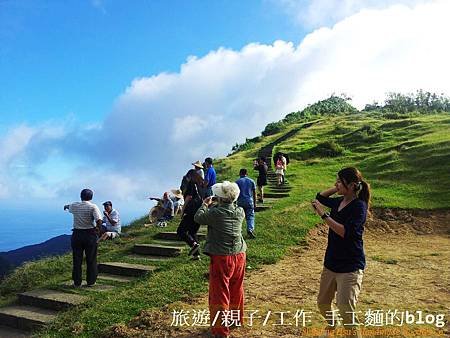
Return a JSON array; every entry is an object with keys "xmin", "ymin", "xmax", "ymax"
[
  {"xmin": 1, "ymin": 0, "xmax": 449, "ymax": 205},
  {"xmin": 276, "ymin": 0, "xmax": 430, "ymax": 28}
]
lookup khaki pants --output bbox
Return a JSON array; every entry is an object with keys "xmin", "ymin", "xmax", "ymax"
[
  {"xmin": 317, "ymin": 267, "xmax": 364, "ymax": 338},
  {"xmin": 257, "ymin": 185, "xmax": 264, "ymax": 200}
]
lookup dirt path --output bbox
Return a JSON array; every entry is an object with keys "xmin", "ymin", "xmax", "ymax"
[{"xmin": 106, "ymin": 209, "xmax": 450, "ymax": 338}]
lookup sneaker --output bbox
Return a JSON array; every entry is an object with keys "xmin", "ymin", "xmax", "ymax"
[
  {"xmin": 85, "ymin": 283, "xmax": 96, "ymax": 288},
  {"xmin": 247, "ymin": 230, "xmax": 256, "ymax": 239},
  {"xmin": 72, "ymin": 283, "xmax": 82, "ymax": 288},
  {"xmin": 191, "ymin": 255, "xmax": 201, "ymax": 261},
  {"xmin": 188, "ymin": 242, "xmax": 200, "ymax": 256}
]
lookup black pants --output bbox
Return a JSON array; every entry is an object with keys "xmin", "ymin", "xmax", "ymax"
[
  {"xmin": 177, "ymin": 213, "xmax": 200, "ymax": 247},
  {"xmin": 71, "ymin": 229, "xmax": 98, "ymax": 286}
]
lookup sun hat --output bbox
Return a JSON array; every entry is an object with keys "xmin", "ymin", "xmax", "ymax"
[
  {"xmin": 211, "ymin": 181, "xmax": 240, "ymax": 202},
  {"xmin": 192, "ymin": 160, "xmax": 204, "ymax": 169},
  {"xmin": 171, "ymin": 189, "xmax": 183, "ymax": 199}
]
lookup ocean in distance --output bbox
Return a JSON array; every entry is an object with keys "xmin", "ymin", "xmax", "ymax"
[{"xmin": 0, "ymin": 202, "xmax": 149, "ymax": 252}]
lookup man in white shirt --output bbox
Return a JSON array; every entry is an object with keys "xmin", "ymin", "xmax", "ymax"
[
  {"xmin": 98, "ymin": 201, "xmax": 121, "ymax": 242},
  {"xmin": 64, "ymin": 189, "xmax": 102, "ymax": 287}
]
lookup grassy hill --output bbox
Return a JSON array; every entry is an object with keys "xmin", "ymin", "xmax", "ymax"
[{"xmin": 0, "ymin": 106, "xmax": 449, "ymax": 337}]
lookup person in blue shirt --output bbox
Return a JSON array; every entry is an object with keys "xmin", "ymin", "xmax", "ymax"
[
  {"xmin": 235, "ymin": 168, "xmax": 257, "ymax": 238},
  {"xmin": 204, "ymin": 157, "xmax": 216, "ymax": 197},
  {"xmin": 311, "ymin": 167, "xmax": 371, "ymax": 338}
]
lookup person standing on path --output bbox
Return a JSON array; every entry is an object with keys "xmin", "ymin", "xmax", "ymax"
[
  {"xmin": 192, "ymin": 160, "xmax": 205, "ymax": 179},
  {"xmin": 275, "ymin": 154, "xmax": 285, "ymax": 186},
  {"xmin": 194, "ymin": 181, "xmax": 246, "ymax": 338},
  {"xmin": 253, "ymin": 157, "xmax": 268, "ymax": 203},
  {"xmin": 280, "ymin": 154, "xmax": 287, "ymax": 184},
  {"xmin": 235, "ymin": 168, "xmax": 257, "ymax": 239},
  {"xmin": 311, "ymin": 167, "xmax": 371, "ymax": 338},
  {"xmin": 177, "ymin": 169, "xmax": 206, "ymax": 260},
  {"xmin": 64, "ymin": 188, "xmax": 103, "ymax": 287},
  {"xmin": 204, "ymin": 157, "xmax": 216, "ymax": 197}
]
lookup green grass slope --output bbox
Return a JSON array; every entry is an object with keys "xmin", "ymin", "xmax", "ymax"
[{"xmin": 0, "ymin": 111, "xmax": 448, "ymax": 337}]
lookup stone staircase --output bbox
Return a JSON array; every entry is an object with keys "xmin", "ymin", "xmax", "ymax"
[
  {"xmin": 0, "ymin": 256, "xmax": 159, "ymax": 337},
  {"xmin": 0, "ymin": 126, "xmax": 301, "ymax": 337},
  {"xmin": 0, "ymin": 289, "xmax": 88, "ymax": 336}
]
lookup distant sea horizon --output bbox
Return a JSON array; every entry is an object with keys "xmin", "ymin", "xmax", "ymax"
[{"xmin": 1, "ymin": 202, "xmax": 149, "ymax": 252}]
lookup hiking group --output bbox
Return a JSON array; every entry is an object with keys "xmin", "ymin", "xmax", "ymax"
[{"xmin": 64, "ymin": 157, "xmax": 371, "ymax": 338}]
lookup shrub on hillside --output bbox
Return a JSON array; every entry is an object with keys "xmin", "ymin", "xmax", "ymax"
[
  {"xmin": 380, "ymin": 120, "xmax": 416, "ymax": 131},
  {"xmin": 260, "ymin": 95, "xmax": 358, "ymax": 137},
  {"xmin": 342, "ymin": 125, "xmax": 383, "ymax": 145},
  {"xmin": 302, "ymin": 95, "xmax": 358, "ymax": 117},
  {"xmin": 333, "ymin": 124, "xmax": 353, "ymax": 134},
  {"xmin": 314, "ymin": 140, "xmax": 345, "ymax": 157},
  {"xmin": 262, "ymin": 121, "xmax": 285, "ymax": 136},
  {"xmin": 230, "ymin": 136, "xmax": 261, "ymax": 154},
  {"xmin": 382, "ymin": 112, "xmax": 405, "ymax": 120},
  {"xmin": 363, "ymin": 90, "xmax": 450, "ymax": 114},
  {"xmin": 291, "ymin": 140, "xmax": 344, "ymax": 160}
]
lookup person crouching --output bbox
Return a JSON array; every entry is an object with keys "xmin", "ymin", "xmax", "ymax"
[{"xmin": 194, "ymin": 181, "xmax": 247, "ymax": 338}]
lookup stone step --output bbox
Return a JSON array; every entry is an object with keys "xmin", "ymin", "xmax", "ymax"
[
  {"xmin": 255, "ymin": 205, "xmax": 272, "ymax": 212},
  {"xmin": 152, "ymin": 240, "xmax": 187, "ymax": 247},
  {"xmin": 18, "ymin": 290, "xmax": 88, "ymax": 311},
  {"xmin": 126, "ymin": 254, "xmax": 173, "ymax": 263},
  {"xmin": 0, "ymin": 325, "xmax": 31, "ymax": 337},
  {"xmin": 269, "ymin": 184, "xmax": 292, "ymax": 189},
  {"xmin": 155, "ymin": 232, "xmax": 206, "ymax": 241},
  {"xmin": 98, "ymin": 262, "xmax": 157, "ymax": 277},
  {"xmin": 268, "ymin": 181, "xmax": 290, "ymax": 186},
  {"xmin": 61, "ymin": 281, "xmax": 115, "ymax": 292},
  {"xmin": 97, "ymin": 273, "xmax": 136, "ymax": 283},
  {"xmin": 0, "ymin": 305, "xmax": 57, "ymax": 331},
  {"xmin": 268, "ymin": 188, "xmax": 292, "ymax": 193},
  {"xmin": 263, "ymin": 192, "xmax": 290, "ymax": 198},
  {"xmin": 133, "ymin": 244, "xmax": 182, "ymax": 257},
  {"xmin": 258, "ymin": 197, "xmax": 278, "ymax": 204}
]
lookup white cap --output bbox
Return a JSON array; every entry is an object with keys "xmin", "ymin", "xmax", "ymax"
[{"xmin": 211, "ymin": 181, "xmax": 240, "ymax": 202}]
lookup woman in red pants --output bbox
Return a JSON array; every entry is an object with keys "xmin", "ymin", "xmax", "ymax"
[{"xmin": 194, "ymin": 181, "xmax": 247, "ymax": 338}]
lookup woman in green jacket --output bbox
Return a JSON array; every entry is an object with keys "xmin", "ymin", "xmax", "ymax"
[{"xmin": 194, "ymin": 181, "xmax": 247, "ymax": 338}]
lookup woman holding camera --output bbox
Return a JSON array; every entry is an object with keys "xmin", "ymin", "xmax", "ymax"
[
  {"xmin": 311, "ymin": 167, "xmax": 371, "ymax": 338},
  {"xmin": 194, "ymin": 181, "xmax": 246, "ymax": 338}
]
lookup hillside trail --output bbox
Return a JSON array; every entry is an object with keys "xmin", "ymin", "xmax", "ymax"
[{"xmin": 106, "ymin": 209, "xmax": 450, "ymax": 338}]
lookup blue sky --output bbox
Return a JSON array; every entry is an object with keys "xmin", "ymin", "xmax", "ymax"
[
  {"xmin": 1, "ymin": 0, "xmax": 449, "ymax": 250},
  {"xmin": 0, "ymin": 0, "xmax": 301, "ymax": 125}
]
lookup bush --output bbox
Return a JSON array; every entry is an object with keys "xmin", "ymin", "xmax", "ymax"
[
  {"xmin": 314, "ymin": 140, "xmax": 345, "ymax": 157},
  {"xmin": 341, "ymin": 125, "xmax": 384, "ymax": 145},
  {"xmin": 382, "ymin": 112, "xmax": 405, "ymax": 120},
  {"xmin": 380, "ymin": 120, "xmax": 416, "ymax": 131},
  {"xmin": 291, "ymin": 140, "xmax": 344, "ymax": 160},
  {"xmin": 230, "ymin": 136, "xmax": 262, "ymax": 153},
  {"xmin": 262, "ymin": 121, "xmax": 285, "ymax": 136}
]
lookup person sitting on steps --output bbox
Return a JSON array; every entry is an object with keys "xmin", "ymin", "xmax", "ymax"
[
  {"xmin": 149, "ymin": 192, "xmax": 174, "ymax": 227},
  {"xmin": 98, "ymin": 201, "xmax": 121, "ymax": 242}
]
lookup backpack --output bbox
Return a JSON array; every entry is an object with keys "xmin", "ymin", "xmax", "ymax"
[
  {"xmin": 276, "ymin": 159, "xmax": 283, "ymax": 169},
  {"xmin": 184, "ymin": 183, "xmax": 203, "ymax": 215},
  {"xmin": 180, "ymin": 175, "xmax": 189, "ymax": 195}
]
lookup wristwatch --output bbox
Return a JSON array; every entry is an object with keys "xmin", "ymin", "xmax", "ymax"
[{"xmin": 321, "ymin": 212, "xmax": 330, "ymax": 219}]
